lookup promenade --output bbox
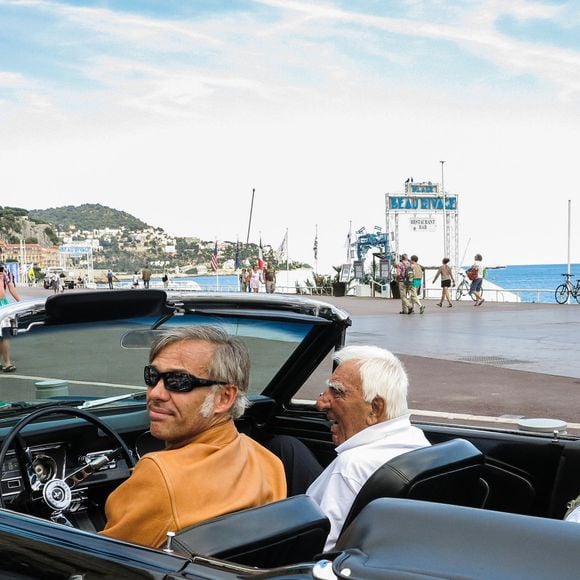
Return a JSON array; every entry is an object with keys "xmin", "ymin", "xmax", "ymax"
[
  {"xmin": 319, "ymin": 294, "xmax": 580, "ymax": 434},
  {"xmin": 14, "ymin": 286, "xmax": 580, "ymax": 435}
]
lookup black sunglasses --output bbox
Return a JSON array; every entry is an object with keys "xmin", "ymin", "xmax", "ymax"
[{"xmin": 144, "ymin": 365, "xmax": 227, "ymax": 393}]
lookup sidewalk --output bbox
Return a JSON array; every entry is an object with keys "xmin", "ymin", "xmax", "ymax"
[{"xmin": 316, "ymin": 295, "xmax": 580, "ymax": 433}]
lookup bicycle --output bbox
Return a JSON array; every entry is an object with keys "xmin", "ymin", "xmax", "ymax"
[
  {"xmin": 455, "ymin": 271, "xmax": 477, "ymax": 301},
  {"xmin": 554, "ymin": 273, "xmax": 580, "ymax": 304}
]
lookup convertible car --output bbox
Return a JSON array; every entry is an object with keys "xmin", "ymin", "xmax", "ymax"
[{"xmin": 1, "ymin": 289, "xmax": 580, "ymax": 579}]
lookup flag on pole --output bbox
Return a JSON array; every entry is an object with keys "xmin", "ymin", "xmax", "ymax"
[
  {"xmin": 234, "ymin": 240, "xmax": 241, "ymax": 270},
  {"xmin": 210, "ymin": 241, "xmax": 219, "ymax": 271},
  {"xmin": 313, "ymin": 232, "xmax": 318, "ymax": 260},
  {"xmin": 258, "ymin": 237, "xmax": 264, "ymax": 270},
  {"xmin": 277, "ymin": 231, "xmax": 288, "ymax": 262},
  {"xmin": 345, "ymin": 223, "xmax": 353, "ymax": 261},
  {"xmin": 345, "ymin": 231, "xmax": 351, "ymax": 248}
]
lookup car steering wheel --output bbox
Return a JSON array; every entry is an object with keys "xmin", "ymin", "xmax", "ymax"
[{"xmin": 0, "ymin": 407, "xmax": 136, "ymax": 523}]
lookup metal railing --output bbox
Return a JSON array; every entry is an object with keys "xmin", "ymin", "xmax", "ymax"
[
  {"xmin": 54, "ymin": 278, "xmax": 569, "ymax": 303},
  {"xmin": 422, "ymin": 286, "xmax": 557, "ymax": 304}
]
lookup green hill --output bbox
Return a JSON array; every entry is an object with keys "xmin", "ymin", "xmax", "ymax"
[
  {"xmin": 0, "ymin": 206, "xmax": 59, "ymax": 245},
  {"xmin": 29, "ymin": 204, "xmax": 150, "ymax": 232}
]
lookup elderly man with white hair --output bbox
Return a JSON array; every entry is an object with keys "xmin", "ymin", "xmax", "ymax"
[{"xmin": 306, "ymin": 345, "xmax": 430, "ymax": 551}]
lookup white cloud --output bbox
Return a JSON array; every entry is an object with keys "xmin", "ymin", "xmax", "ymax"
[
  {"xmin": 0, "ymin": 71, "xmax": 28, "ymax": 87},
  {"xmin": 1, "ymin": 0, "xmax": 579, "ymax": 272}
]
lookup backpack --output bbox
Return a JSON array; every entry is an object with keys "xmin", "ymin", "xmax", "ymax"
[
  {"xmin": 396, "ymin": 262, "xmax": 406, "ymax": 282},
  {"xmin": 405, "ymin": 264, "xmax": 415, "ymax": 284},
  {"xmin": 466, "ymin": 267, "xmax": 478, "ymax": 281}
]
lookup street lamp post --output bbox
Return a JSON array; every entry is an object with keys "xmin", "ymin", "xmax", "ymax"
[{"xmin": 440, "ymin": 160, "xmax": 447, "ymax": 259}]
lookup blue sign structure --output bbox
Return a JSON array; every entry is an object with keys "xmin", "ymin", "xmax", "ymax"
[
  {"xmin": 355, "ymin": 232, "xmax": 388, "ymax": 261},
  {"xmin": 410, "ymin": 184, "xmax": 438, "ymax": 193},
  {"xmin": 389, "ymin": 196, "xmax": 457, "ymax": 211},
  {"xmin": 57, "ymin": 244, "xmax": 95, "ymax": 284},
  {"xmin": 385, "ymin": 180, "xmax": 461, "ymax": 295},
  {"xmin": 59, "ymin": 245, "xmax": 93, "ymax": 255}
]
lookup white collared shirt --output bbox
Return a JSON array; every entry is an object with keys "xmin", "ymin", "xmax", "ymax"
[{"xmin": 306, "ymin": 414, "xmax": 430, "ymax": 551}]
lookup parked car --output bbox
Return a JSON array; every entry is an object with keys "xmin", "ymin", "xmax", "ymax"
[{"xmin": 1, "ymin": 290, "xmax": 580, "ymax": 579}]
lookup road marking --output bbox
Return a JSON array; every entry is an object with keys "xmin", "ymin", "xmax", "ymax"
[
  {"xmin": 0, "ymin": 374, "xmax": 146, "ymax": 391},
  {"xmin": 410, "ymin": 408, "xmax": 580, "ymax": 430},
  {"xmin": 293, "ymin": 399, "xmax": 580, "ymax": 430}
]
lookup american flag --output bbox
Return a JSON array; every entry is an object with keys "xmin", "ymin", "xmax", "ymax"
[
  {"xmin": 258, "ymin": 237, "xmax": 264, "ymax": 270},
  {"xmin": 210, "ymin": 241, "xmax": 219, "ymax": 271}
]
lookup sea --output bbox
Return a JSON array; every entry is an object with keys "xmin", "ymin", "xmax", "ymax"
[
  {"xmin": 97, "ymin": 264, "xmax": 579, "ymax": 304},
  {"xmin": 480, "ymin": 263, "xmax": 580, "ymax": 304},
  {"xmin": 99, "ymin": 269, "xmax": 316, "ymax": 294}
]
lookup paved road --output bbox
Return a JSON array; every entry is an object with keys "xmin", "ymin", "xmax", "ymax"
[
  {"xmin": 312, "ymin": 295, "xmax": 580, "ymax": 433},
  {"xmin": 14, "ymin": 287, "xmax": 580, "ymax": 434}
]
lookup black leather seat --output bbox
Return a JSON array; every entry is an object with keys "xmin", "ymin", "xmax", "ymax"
[
  {"xmin": 340, "ymin": 438, "xmax": 487, "ymax": 536},
  {"xmin": 171, "ymin": 494, "xmax": 330, "ymax": 568},
  {"xmin": 335, "ymin": 498, "xmax": 580, "ymax": 580},
  {"xmin": 481, "ymin": 459, "xmax": 535, "ymax": 514}
]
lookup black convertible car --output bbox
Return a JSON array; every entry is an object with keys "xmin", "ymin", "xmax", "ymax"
[{"xmin": 1, "ymin": 290, "xmax": 580, "ymax": 579}]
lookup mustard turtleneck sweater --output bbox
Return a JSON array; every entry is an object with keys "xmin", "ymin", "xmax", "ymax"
[{"xmin": 101, "ymin": 420, "xmax": 286, "ymax": 548}]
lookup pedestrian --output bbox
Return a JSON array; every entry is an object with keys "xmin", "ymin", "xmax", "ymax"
[
  {"xmin": 162, "ymin": 272, "xmax": 169, "ymax": 289},
  {"xmin": 142, "ymin": 265, "xmax": 152, "ymax": 289},
  {"xmin": 433, "ymin": 257, "xmax": 455, "ymax": 307},
  {"xmin": 51, "ymin": 273, "xmax": 61, "ymax": 294},
  {"xmin": 249, "ymin": 265, "xmax": 262, "ymax": 293},
  {"xmin": 409, "ymin": 255, "xmax": 425, "ymax": 314},
  {"xmin": 106, "ymin": 269, "xmax": 119, "ymax": 289},
  {"xmin": 468, "ymin": 253, "xmax": 485, "ymax": 306},
  {"xmin": 263, "ymin": 262, "xmax": 276, "ymax": 294},
  {"xmin": 395, "ymin": 254, "xmax": 413, "ymax": 314},
  {"xmin": 0, "ymin": 264, "xmax": 21, "ymax": 373},
  {"xmin": 239, "ymin": 268, "xmax": 248, "ymax": 292},
  {"xmin": 132, "ymin": 271, "xmax": 140, "ymax": 288},
  {"xmin": 27, "ymin": 267, "xmax": 35, "ymax": 287}
]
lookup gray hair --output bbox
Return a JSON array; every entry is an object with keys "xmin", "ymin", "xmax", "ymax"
[
  {"xmin": 149, "ymin": 325, "xmax": 250, "ymax": 419},
  {"xmin": 334, "ymin": 345, "xmax": 409, "ymax": 419}
]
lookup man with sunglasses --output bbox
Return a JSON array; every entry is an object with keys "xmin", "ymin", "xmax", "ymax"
[{"xmin": 101, "ymin": 326, "xmax": 286, "ymax": 548}]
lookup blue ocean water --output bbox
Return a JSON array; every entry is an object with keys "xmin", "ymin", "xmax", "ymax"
[
  {"xmin": 190, "ymin": 274, "xmax": 239, "ymax": 291},
  {"xmin": 196, "ymin": 267, "xmax": 576, "ymax": 303},
  {"xmin": 101, "ymin": 266, "xmax": 577, "ymax": 303},
  {"xmin": 480, "ymin": 263, "xmax": 580, "ymax": 304},
  {"xmin": 107, "ymin": 274, "xmax": 241, "ymax": 292}
]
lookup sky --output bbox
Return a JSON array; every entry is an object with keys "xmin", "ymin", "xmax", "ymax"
[{"xmin": 1, "ymin": 0, "xmax": 579, "ymax": 274}]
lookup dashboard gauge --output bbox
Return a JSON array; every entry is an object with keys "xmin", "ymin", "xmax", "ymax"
[
  {"xmin": 2, "ymin": 456, "xmax": 20, "ymax": 473},
  {"xmin": 31, "ymin": 454, "xmax": 58, "ymax": 483}
]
